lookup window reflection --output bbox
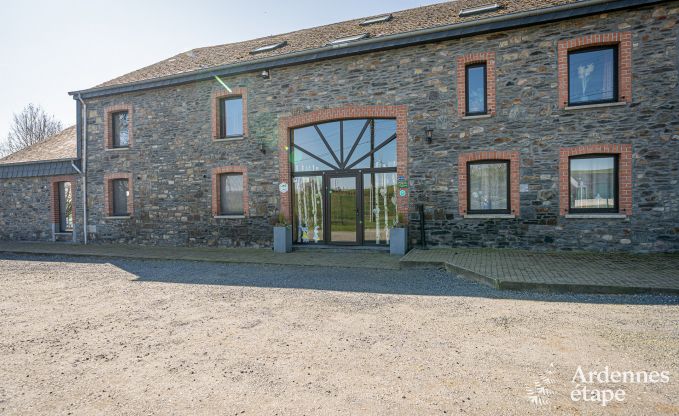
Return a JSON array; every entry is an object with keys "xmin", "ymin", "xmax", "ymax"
[
  {"xmin": 291, "ymin": 118, "xmax": 396, "ymax": 172},
  {"xmin": 568, "ymin": 47, "xmax": 616, "ymax": 105},
  {"xmin": 221, "ymin": 97, "xmax": 243, "ymax": 137},
  {"xmin": 466, "ymin": 64, "xmax": 486, "ymax": 115},
  {"xmin": 468, "ymin": 162, "xmax": 509, "ymax": 213},
  {"xmin": 569, "ymin": 156, "xmax": 617, "ymax": 211},
  {"xmin": 363, "ymin": 173, "xmax": 398, "ymax": 244},
  {"xmin": 293, "ymin": 176, "xmax": 324, "ymax": 243}
]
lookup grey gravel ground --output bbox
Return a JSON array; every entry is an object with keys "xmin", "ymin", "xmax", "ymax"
[{"xmin": 0, "ymin": 253, "xmax": 678, "ymax": 415}]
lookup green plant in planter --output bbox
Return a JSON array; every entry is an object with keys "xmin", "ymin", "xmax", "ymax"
[
  {"xmin": 275, "ymin": 213, "xmax": 289, "ymax": 227},
  {"xmin": 394, "ymin": 213, "xmax": 407, "ymax": 228}
]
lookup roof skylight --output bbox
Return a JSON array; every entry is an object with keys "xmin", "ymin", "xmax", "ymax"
[
  {"xmin": 360, "ymin": 14, "xmax": 393, "ymax": 26},
  {"xmin": 328, "ymin": 33, "xmax": 369, "ymax": 46},
  {"xmin": 250, "ymin": 41, "xmax": 288, "ymax": 54},
  {"xmin": 459, "ymin": 3, "xmax": 501, "ymax": 17}
]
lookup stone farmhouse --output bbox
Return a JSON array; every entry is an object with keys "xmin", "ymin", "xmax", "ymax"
[{"xmin": 0, "ymin": 0, "xmax": 677, "ymax": 252}]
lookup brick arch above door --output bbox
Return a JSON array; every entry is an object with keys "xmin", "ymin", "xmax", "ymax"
[{"xmin": 278, "ymin": 106, "xmax": 409, "ymax": 222}]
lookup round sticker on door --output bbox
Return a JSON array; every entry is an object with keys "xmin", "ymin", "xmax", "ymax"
[
  {"xmin": 279, "ymin": 183, "xmax": 289, "ymax": 193},
  {"xmin": 399, "ymin": 189, "xmax": 406, "ymax": 197}
]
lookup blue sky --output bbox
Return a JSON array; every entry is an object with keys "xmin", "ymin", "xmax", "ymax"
[{"xmin": 0, "ymin": 0, "xmax": 440, "ymax": 145}]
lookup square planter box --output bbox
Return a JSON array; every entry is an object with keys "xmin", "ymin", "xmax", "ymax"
[
  {"xmin": 273, "ymin": 226, "xmax": 292, "ymax": 253},
  {"xmin": 390, "ymin": 228, "xmax": 408, "ymax": 256}
]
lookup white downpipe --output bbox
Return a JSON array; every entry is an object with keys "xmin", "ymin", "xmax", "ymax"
[
  {"xmin": 77, "ymin": 94, "xmax": 88, "ymax": 244},
  {"xmin": 70, "ymin": 161, "xmax": 82, "ymax": 175}
]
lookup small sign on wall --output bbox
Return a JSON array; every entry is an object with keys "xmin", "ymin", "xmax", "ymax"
[{"xmin": 279, "ymin": 183, "xmax": 289, "ymax": 193}]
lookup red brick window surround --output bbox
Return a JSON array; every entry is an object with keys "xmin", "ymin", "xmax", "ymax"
[
  {"xmin": 211, "ymin": 87, "xmax": 248, "ymax": 140},
  {"xmin": 278, "ymin": 105, "xmax": 408, "ymax": 223},
  {"xmin": 104, "ymin": 173, "xmax": 134, "ymax": 217},
  {"xmin": 456, "ymin": 52, "xmax": 496, "ymax": 117},
  {"xmin": 458, "ymin": 151, "xmax": 520, "ymax": 216},
  {"xmin": 104, "ymin": 104, "xmax": 134, "ymax": 149},
  {"xmin": 50, "ymin": 175, "xmax": 77, "ymax": 229},
  {"xmin": 211, "ymin": 166, "xmax": 249, "ymax": 217},
  {"xmin": 559, "ymin": 144, "xmax": 632, "ymax": 216},
  {"xmin": 557, "ymin": 32, "xmax": 632, "ymax": 108}
]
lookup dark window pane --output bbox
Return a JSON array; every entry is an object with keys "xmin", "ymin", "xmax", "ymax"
[
  {"xmin": 220, "ymin": 174, "xmax": 244, "ymax": 215},
  {"xmin": 112, "ymin": 112, "xmax": 129, "ymax": 147},
  {"xmin": 466, "ymin": 65, "xmax": 486, "ymax": 114},
  {"xmin": 468, "ymin": 162, "xmax": 508, "ymax": 212},
  {"xmin": 570, "ymin": 157, "xmax": 616, "ymax": 210},
  {"xmin": 569, "ymin": 47, "xmax": 616, "ymax": 104},
  {"xmin": 112, "ymin": 179, "xmax": 129, "ymax": 216},
  {"xmin": 221, "ymin": 97, "xmax": 243, "ymax": 137}
]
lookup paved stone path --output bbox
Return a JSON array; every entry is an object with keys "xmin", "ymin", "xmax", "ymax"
[
  {"xmin": 0, "ymin": 241, "xmax": 400, "ymax": 270},
  {"xmin": 402, "ymin": 248, "xmax": 679, "ymax": 294},
  {"xmin": 1, "ymin": 242, "xmax": 677, "ymax": 294}
]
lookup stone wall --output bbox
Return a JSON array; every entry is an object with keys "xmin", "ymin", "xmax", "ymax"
[
  {"xmin": 0, "ymin": 176, "xmax": 82, "ymax": 242},
  {"xmin": 82, "ymin": 2, "xmax": 679, "ymax": 251}
]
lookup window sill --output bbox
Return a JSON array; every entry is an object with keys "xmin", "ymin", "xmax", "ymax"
[
  {"xmin": 565, "ymin": 213, "xmax": 628, "ymax": 219},
  {"xmin": 464, "ymin": 214, "xmax": 516, "ymax": 219},
  {"xmin": 105, "ymin": 147, "xmax": 131, "ymax": 151},
  {"xmin": 461, "ymin": 114, "xmax": 492, "ymax": 120},
  {"xmin": 214, "ymin": 215, "xmax": 246, "ymax": 219},
  {"xmin": 564, "ymin": 102, "xmax": 627, "ymax": 111},
  {"xmin": 105, "ymin": 216, "xmax": 131, "ymax": 220},
  {"xmin": 214, "ymin": 136, "xmax": 245, "ymax": 142}
]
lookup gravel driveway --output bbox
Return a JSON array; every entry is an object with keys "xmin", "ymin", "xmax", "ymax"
[{"xmin": 1, "ymin": 253, "xmax": 678, "ymax": 415}]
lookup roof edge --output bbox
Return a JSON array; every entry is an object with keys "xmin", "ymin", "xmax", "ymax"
[
  {"xmin": 69, "ymin": 0, "xmax": 667, "ymax": 99},
  {"xmin": 0, "ymin": 157, "xmax": 79, "ymax": 168},
  {"xmin": 0, "ymin": 159, "xmax": 81, "ymax": 180}
]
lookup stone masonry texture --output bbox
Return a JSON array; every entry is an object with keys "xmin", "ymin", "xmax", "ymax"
[
  {"xmin": 18, "ymin": 2, "xmax": 678, "ymax": 252},
  {"xmin": 0, "ymin": 176, "xmax": 83, "ymax": 242}
]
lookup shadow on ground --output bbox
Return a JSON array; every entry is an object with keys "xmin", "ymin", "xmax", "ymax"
[{"xmin": 2, "ymin": 252, "xmax": 678, "ymax": 306}]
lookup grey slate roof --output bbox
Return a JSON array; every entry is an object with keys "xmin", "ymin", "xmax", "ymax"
[
  {"xmin": 0, "ymin": 125, "xmax": 77, "ymax": 165},
  {"xmin": 0, "ymin": 126, "xmax": 79, "ymax": 179},
  {"xmin": 93, "ymin": 0, "xmax": 585, "ymax": 89},
  {"xmin": 0, "ymin": 160, "xmax": 79, "ymax": 179}
]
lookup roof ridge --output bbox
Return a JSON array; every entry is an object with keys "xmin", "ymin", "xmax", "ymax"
[
  {"xmin": 91, "ymin": 1, "xmax": 459, "ymax": 88},
  {"xmin": 87, "ymin": 0, "xmax": 586, "ymax": 89},
  {"xmin": 189, "ymin": 0, "xmax": 455, "ymax": 53}
]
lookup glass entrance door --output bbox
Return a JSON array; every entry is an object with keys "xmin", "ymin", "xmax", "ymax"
[
  {"xmin": 328, "ymin": 175, "xmax": 359, "ymax": 244},
  {"xmin": 290, "ymin": 118, "xmax": 398, "ymax": 246}
]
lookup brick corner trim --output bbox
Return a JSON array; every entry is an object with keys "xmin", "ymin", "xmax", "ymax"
[
  {"xmin": 278, "ymin": 105, "xmax": 408, "ymax": 223},
  {"xmin": 50, "ymin": 175, "xmax": 78, "ymax": 226},
  {"xmin": 559, "ymin": 144, "xmax": 632, "ymax": 216},
  {"xmin": 458, "ymin": 150, "xmax": 520, "ymax": 216},
  {"xmin": 456, "ymin": 52, "xmax": 496, "ymax": 117},
  {"xmin": 557, "ymin": 32, "xmax": 632, "ymax": 109},
  {"xmin": 211, "ymin": 87, "xmax": 249, "ymax": 140},
  {"xmin": 104, "ymin": 173, "xmax": 134, "ymax": 216},
  {"xmin": 104, "ymin": 104, "xmax": 134, "ymax": 149},
  {"xmin": 211, "ymin": 166, "xmax": 249, "ymax": 216}
]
